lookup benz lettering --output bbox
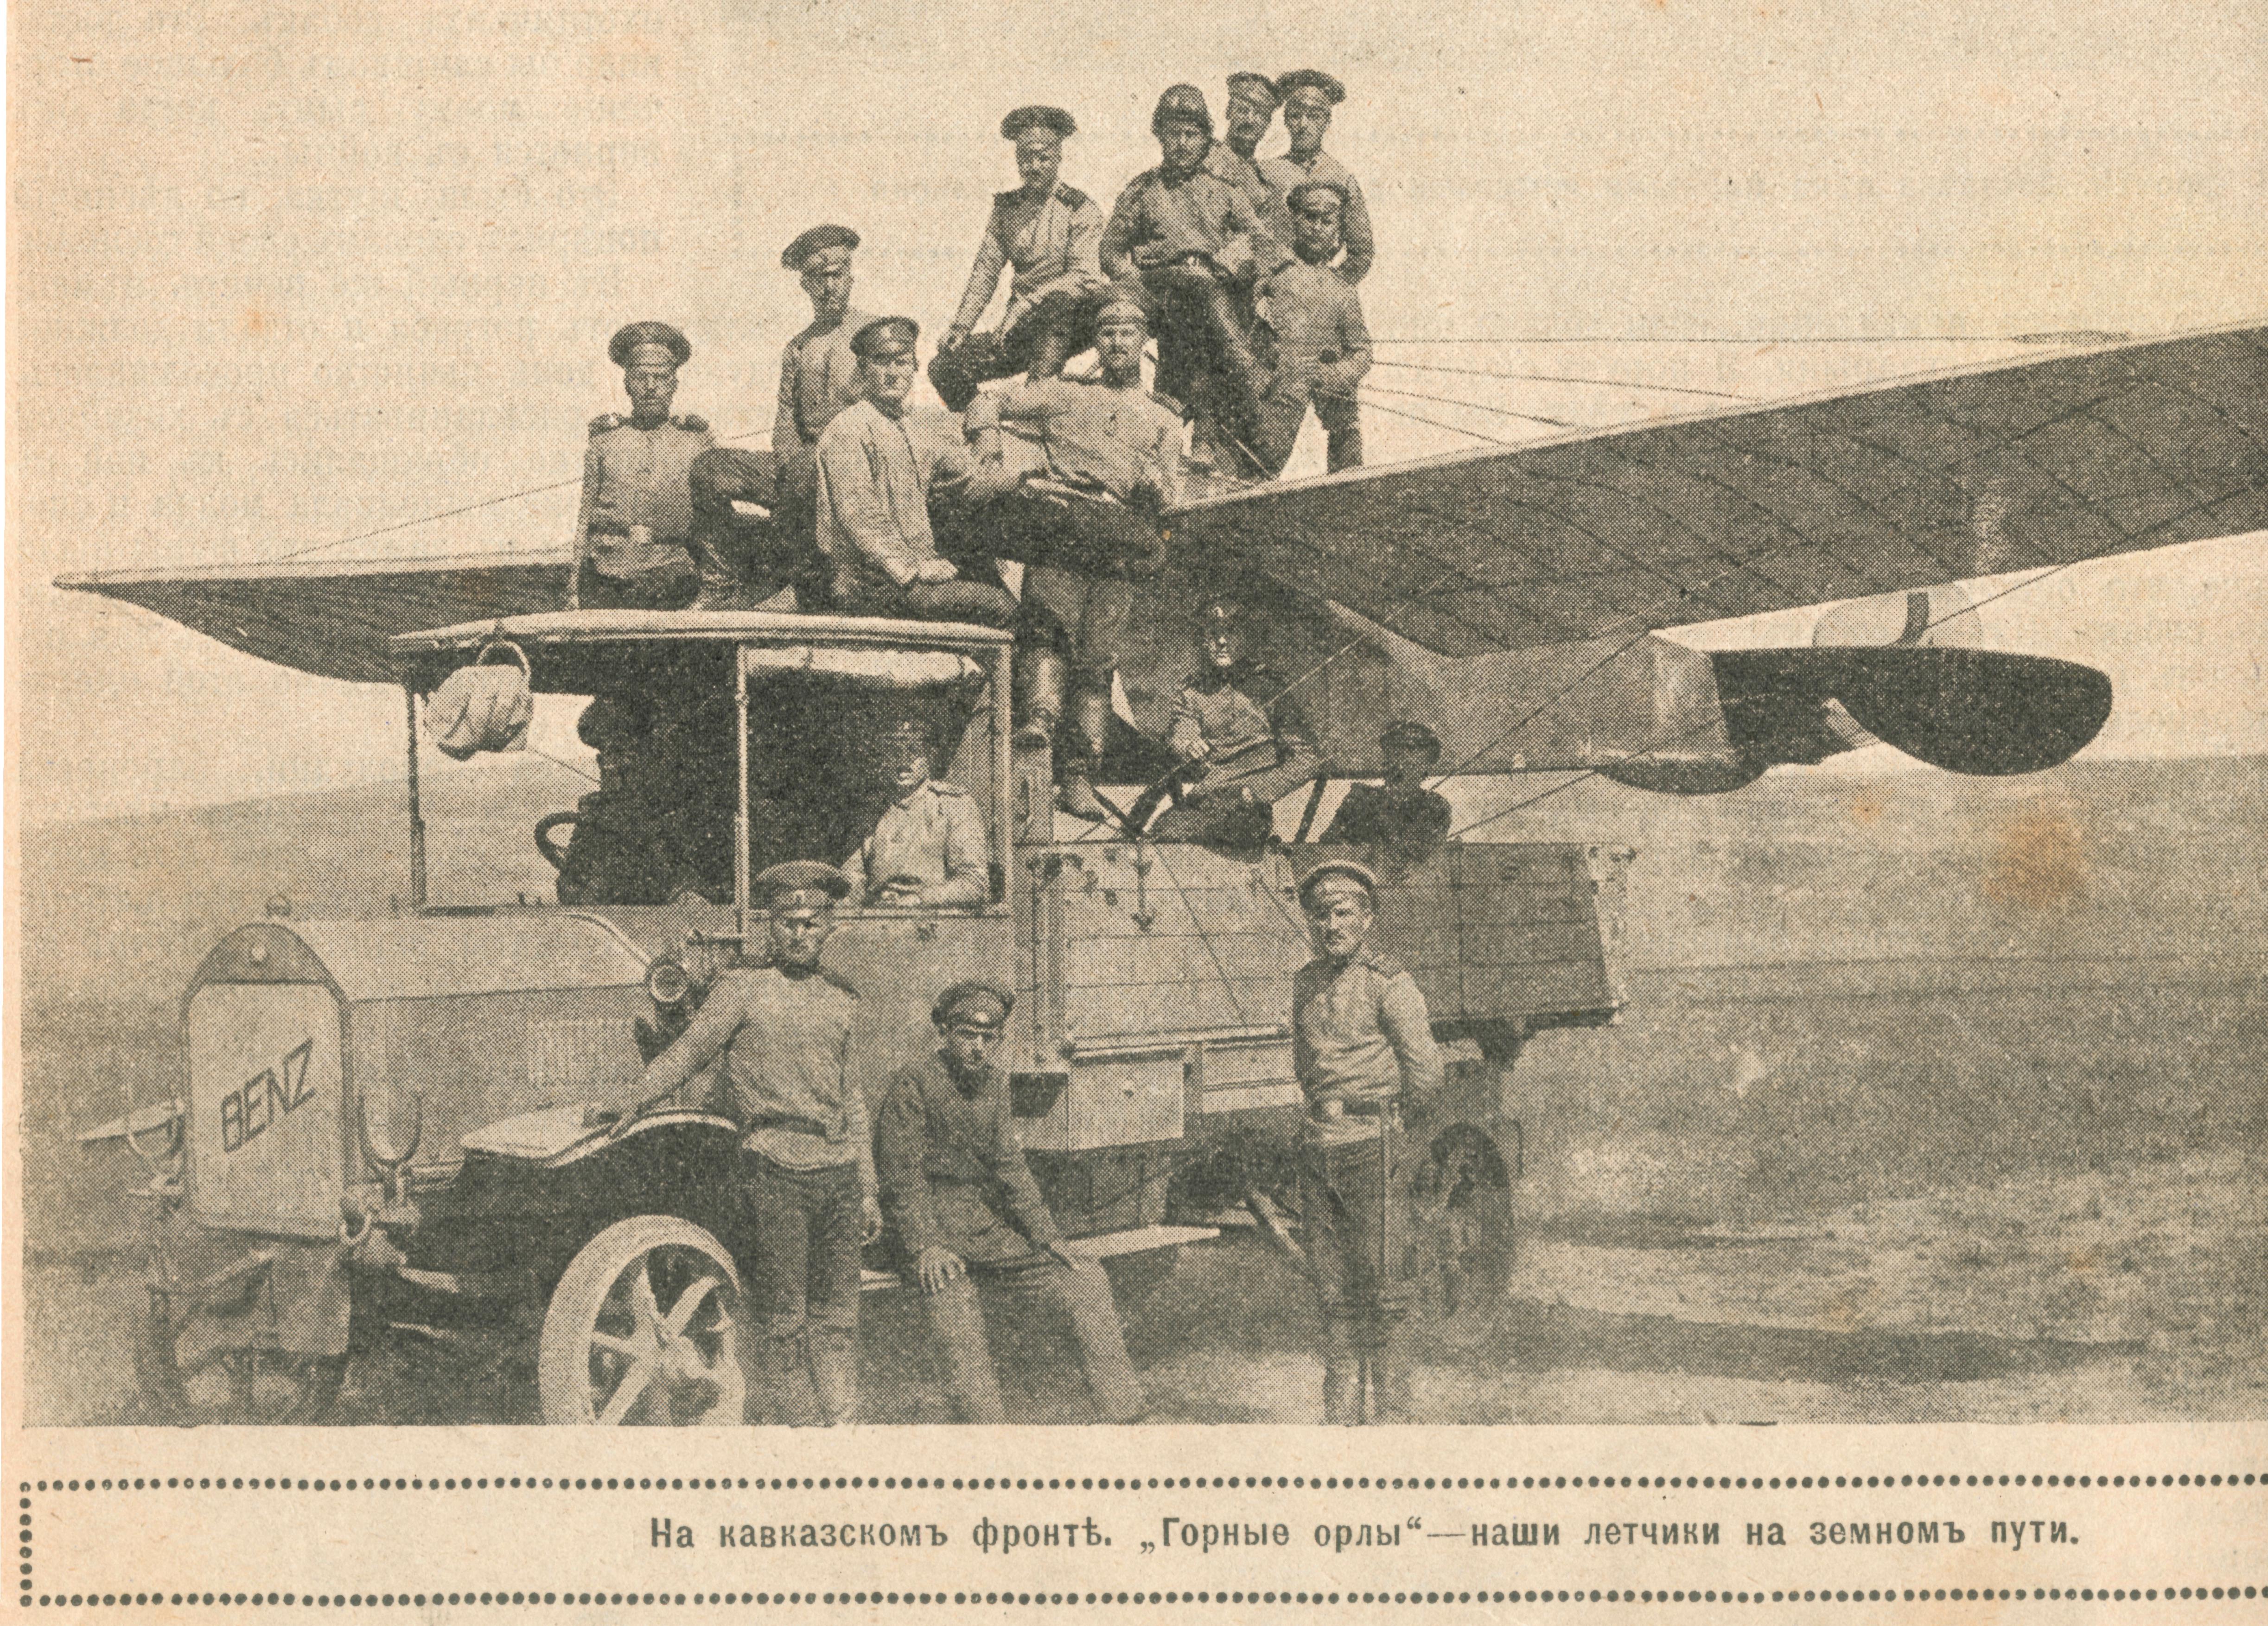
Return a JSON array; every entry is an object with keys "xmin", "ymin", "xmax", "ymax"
[{"xmin": 218, "ymin": 1038, "xmax": 316, "ymax": 1153}]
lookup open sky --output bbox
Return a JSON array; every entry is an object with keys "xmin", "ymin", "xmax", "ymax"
[{"xmin": 7, "ymin": 0, "xmax": 2266, "ymax": 821}]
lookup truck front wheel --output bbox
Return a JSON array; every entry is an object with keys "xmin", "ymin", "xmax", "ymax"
[{"xmin": 538, "ymin": 1216, "xmax": 748, "ymax": 1425}]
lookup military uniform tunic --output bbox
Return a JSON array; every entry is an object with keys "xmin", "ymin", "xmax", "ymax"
[
  {"xmin": 1251, "ymin": 255, "xmax": 1372, "ymax": 474},
  {"xmin": 775, "ymin": 306, "xmax": 876, "ymax": 458},
  {"xmin": 574, "ymin": 413, "xmax": 714, "ymax": 578},
  {"xmin": 949, "ymin": 184, "xmax": 1106, "ymax": 337},
  {"xmin": 963, "ymin": 378, "xmax": 1185, "ymax": 505},
  {"xmin": 814, "ymin": 399, "xmax": 978, "ymax": 599},
  {"xmin": 1293, "ymin": 949, "xmax": 1443, "ymax": 1147},
  {"xmin": 844, "ymin": 779, "xmax": 991, "ymax": 908},
  {"xmin": 1257, "ymin": 149, "xmax": 1375, "ymax": 284},
  {"xmin": 874, "ymin": 1048, "xmax": 1144, "ymax": 1423},
  {"xmin": 1320, "ymin": 781, "xmax": 1453, "ymax": 858},
  {"xmin": 1201, "ymin": 142, "xmax": 1276, "ymax": 220},
  {"xmin": 1100, "ymin": 165, "xmax": 1282, "ymax": 279}
]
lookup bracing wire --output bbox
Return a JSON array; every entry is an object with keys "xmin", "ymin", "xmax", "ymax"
[{"xmin": 1370, "ymin": 359, "xmax": 1758, "ymax": 401}]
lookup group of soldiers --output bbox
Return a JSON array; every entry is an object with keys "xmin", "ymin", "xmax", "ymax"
[
  {"xmin": 569, "ymin": 70, "xmax": 1380, "ymax": 822},
  {"xmin": 618, "ymin": 851, "xmax": 1444, "ymax": 1428}
]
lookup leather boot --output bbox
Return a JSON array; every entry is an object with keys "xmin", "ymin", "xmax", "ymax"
[
  {"xmin": 805, "ymin": 1326, "xmax": 859, "ymax": 1427},
  {"xmin": 747, "ymin": 1333, "xmax": 816, "ymax": 1427},
  {"xmin": 1013, "ymin": 648, "xmax": 1067, "ymax": 750},
  {"xmin": 1058, "ymin": 679, "xmax": 1118, "ymax": 825},
  {"xmin": 1321, "ymin": 1317, "xmax": 1362, "ymax": 1426}
]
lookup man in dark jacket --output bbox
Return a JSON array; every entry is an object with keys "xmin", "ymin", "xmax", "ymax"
[
  {"xmin": 1149, "ymin": 597, "xmax": 1320, "ymax": 850},
  {"xmin": 874, "ymin": 980, "xmax": 1145, "ymax": 1423}
]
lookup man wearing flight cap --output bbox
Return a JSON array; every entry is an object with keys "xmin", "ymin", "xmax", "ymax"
[
  {"xmin": 815, "ymin": 315, "xmax": 1019, "ymax": 627},
  {"xmin": 962, "ymin": 282, "xmax": 1185, "ymax": 822},
  {"xmin": 875, "ymin": 979, "xmax": 1146, "ymax": 1423},
  {"xmin": 1321, "ymin": 720, "xmax": 1453, "ymax": 860},
  {"xmin": 1150, "ymin": 596, "xmax": 1320, "ymax": 851},
  {"xmin": 1247, "ymin": 177, "xmax": 1373, "ymax": 475},
  {"xmin": 842, "ymin": 714, "xmax": 992, "ymax": 909},
  {"xmin": 1101, "ymin": 84, "xmax": 1285, "ymax": 445},
  {"xmin": 929, "ymin": 106, "xmax": 1109, "ymax": 414},
  {"xmin": 1258, "ymin": 70, "xmax": 1375, "ymax": 285},
  {"xmin": 567, "ymin": 321, "xmax": 714, "ymax": 611},
  {"xmin": 1292, "ymin": 858, "xmax": 1443, "ymax": 1423},
  {"xmin": 685, "ymin": 223, "xmax": 871, "ymax": 609},
  {"xmin": 622, "ymin": 860, "xmax": 881, "ymax": 1426},
  {"xmin": 1205, "ymin": 73, "xmax": 1281, "ymax": 219}
]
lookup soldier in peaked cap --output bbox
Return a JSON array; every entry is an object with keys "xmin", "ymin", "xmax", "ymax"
[
  {"xmin": 813, "ymin": 317, "xmax": 1019, "ymax": 628},
  {"xmin": 1102, "ymin": 85, "xmax": 1286, "ymax": 448},
  {"xmin": 1259, "ymin": 70, "xmax": 1375, "ymax": 286},
  {"xmin": 1247, "ymin": 177, "xmax": 1373, "ymax": 476},
  {"xmin": 875, "ymin": 978, "xmax": 1145, "ymax": 1423},
  {"xmin": 841, "ymin": 713, "xmax": 993, "ymax": 908},
  {"xmin": 1203, "ymin": 73, "xmax": 1279, "ymax": 219},
  {"xmin": 961, "ymin": 280, "xmax": 1185, "ymax": 823},
  {"xmin": 684, "ymin": 224, "xmax": 870, "ymax": 611},
  {"xmin": 626, "ymin": 857, "xmax": 880, "ymax": 1426},
  {"xmin": 930, "ymin": 105, "xmax": 1109, "ymax": 413},
  {"xmin": 1149, "ymin": 595, "xmax": 1320, "ymax": 851},
  {"xmin": 567, "ymin": 321, "xmax": 712, "ymax": 611},
  {"xmin": 1291, "ymin": 857, "xmax": 1443, "ymax": 1423},
  {"xmin": 1320, "ymin": 718, "xmax": 1453, "ymax": 859}
]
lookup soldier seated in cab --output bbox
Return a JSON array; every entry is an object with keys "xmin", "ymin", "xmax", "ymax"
[
  {"xmin": 928, "ymin": 105, "xmax": 1109, "ymax": 414},
  {"xmin": 567, "ymin": 322, "xmax": 713, "ymax": 610},
  {"xmin": 961, "ymin": 283, "xmax": 1184, "ymax": 823},
  {"xmin": 842, "ymin": 715, "xmax": 992, "ymax": 909},
  {"xmin": 1147, "ymin": 596, "xmax": 1320, "ymax": 852},
  {"xmin": 875, "ymin": 980, "xmax": 1146, "ymax": 1424}
]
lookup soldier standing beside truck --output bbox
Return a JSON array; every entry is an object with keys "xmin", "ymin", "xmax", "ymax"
[
  {"xmin": 875, "ymin": 980, "xmax": 1146, "ymax": 1424},
  {"xmin": 1292, "ymin": 859, "xmax": 1443, "ymax": 1423},
  {"xmin": 618, "ymin": 861, "xmax": 882, "ymax": 1426}
]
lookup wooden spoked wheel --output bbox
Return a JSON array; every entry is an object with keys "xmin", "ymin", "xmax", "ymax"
[{"xmin": 538, "ymin": 1216, "xmax": 747, "ymax": 1426}]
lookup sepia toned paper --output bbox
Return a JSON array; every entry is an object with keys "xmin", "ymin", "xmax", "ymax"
[{"xmin": 6, "ymin": 0, "xmax": 2264, "ymax": 1616}]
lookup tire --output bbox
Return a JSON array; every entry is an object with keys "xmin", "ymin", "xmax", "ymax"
[
  {"xmin": 538, "ymin": 1215, "xmax": 747, "ymax": 1426},
  {"xmin": 1400, "ymin": 1124, "xmax": 1517, "ymax": 1336}
]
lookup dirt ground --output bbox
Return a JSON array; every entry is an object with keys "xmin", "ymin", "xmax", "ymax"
[{"xmin": 25, "ymin": 1142, "xmax": 2263, "ymax": 1429}]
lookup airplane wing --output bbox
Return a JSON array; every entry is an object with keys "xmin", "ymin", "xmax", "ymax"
[
  {"xmin": 56, "ymin": 550, "xmax": 571, "ymax": 684},
  {"xmin": 1169, "ymin": 323, "xmax": 2268, "ymax": 655},
  {"xmin": 52, "ymin": 323, "xmax": 2266, "ymax": 680}
]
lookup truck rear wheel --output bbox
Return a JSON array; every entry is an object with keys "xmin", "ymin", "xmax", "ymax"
[{"xmin": 538, "ymin": 1216, "xmax": 747, "ymax": 1426}]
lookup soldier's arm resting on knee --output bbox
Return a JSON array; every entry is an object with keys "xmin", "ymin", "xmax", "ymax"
[
  {"xmin": 567, "ymin": 436, "xmax": 605, "ymax": 609},
  {"xmin": 951, "ymin": 216, "xmax": 1010, "ymax": 342}
]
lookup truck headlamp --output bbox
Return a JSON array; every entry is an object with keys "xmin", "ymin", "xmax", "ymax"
[{"xmin": 645, "ymin": 957, "xmax": 691, "ymax": 1007}]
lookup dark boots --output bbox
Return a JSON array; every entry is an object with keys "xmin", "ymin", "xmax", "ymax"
[{"xmin": 1058, "ymin": 675, "xmax": 1118, "ymax": 825}]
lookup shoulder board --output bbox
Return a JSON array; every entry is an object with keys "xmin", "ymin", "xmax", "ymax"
[
  {"xmin": 588, "ymin": 413, "xmax": 625, "ymax": 434},
  {"xmin": 672, "ymin": 413, "xmax": 708, "ymax": 433},
  {"xmin": 994, "ymin": 188, "xmax": 1023, "ymax": 208},
  {"xmin": 1150, "ymin": 390, "xmax": 1188, "ymax": 418},
  {"xmin": 816, "ymin": 967, "xmax": 860, "ymax": 998},
  {"xmin": 1056, "ymin": 184, "xmax": 1090, "ymax": 210},
  {"xmin": 928, "ymin": 779, "xmax": 970, "ymax": 798},
  {"xmin": 1362, "ymin": 950, "xmax": 1411, "ymax": 981}
]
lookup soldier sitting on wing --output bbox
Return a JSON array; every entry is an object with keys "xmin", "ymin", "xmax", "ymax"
[
  {"xmin": 875, "ymin": 980, "xmax": 1146, "ymax": 1424},
  {"xmin": 815, "ymin": 316, "xmax": 1019, "ymax": 628},
  {"xmin": 1101, "ymin": 85, "xmax": 1286, "ymax": 457},
  {"xmin": 1320, "ymin": 720, "xmax": 1453, "ymax": 861},
  {"xmin": 686, "ymin": 224, "xmax": 872, "ymax": 610},
  {"xmin": 929, "ymin": 105, "xmax": 1109, "ymax": 414},
  {"xmin": 961, "ymin": 283, "xmax": 1185, "ymax": 823},
  {"xmin": 567, "ymin": 322, "xmax": 714, "ymax": 611},
  {"xmin": 843, "ymin": 715, "xmax": 992, "ymax": 909},
  {"xmin": 1146, "ymin": 596, "xmax": 1321, "ymax": 851},
  {"xmin": 1249, "ymin": 178, "xmax": 1373, "ymax": 476}
]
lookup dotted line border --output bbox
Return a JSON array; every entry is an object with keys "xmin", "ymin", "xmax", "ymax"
[
  {"xmin": 22, "ymin": 1474, "xmax": 2268, "ymax": 1497},
  {"xmin": 20, "ymin": 1585, "xmax": 2268, "ymax": 1611}
]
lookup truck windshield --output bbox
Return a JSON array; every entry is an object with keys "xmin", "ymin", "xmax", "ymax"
[{"xmin": 411, "ymin": 638, "xmax": 1007, "ymax": 914}]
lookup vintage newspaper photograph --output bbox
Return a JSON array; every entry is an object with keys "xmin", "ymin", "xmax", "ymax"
[{"xmin": 6, "ymin": 0, "xmax": 2263, "ymax": 1611}]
